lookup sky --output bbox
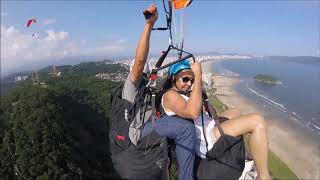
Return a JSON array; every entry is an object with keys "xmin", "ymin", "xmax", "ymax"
[{"xmin": 1, "ymin": 0, "xmax": 319, "ymax": 76}]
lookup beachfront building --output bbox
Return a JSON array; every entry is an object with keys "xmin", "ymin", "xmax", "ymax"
[{"xmin": 203, "ymin": 73, "xmax": 213, "ymax": 90}]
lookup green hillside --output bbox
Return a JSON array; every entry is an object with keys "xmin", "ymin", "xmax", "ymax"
[
  {"xmin": 1, "ymin": 60, "xmax": 129, "ymax": 96},
  {"xmin": 1, "ymin": 62, "xmax": 123, "ymax": 179}
]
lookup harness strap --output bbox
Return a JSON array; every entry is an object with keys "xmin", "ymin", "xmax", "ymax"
[
  {"xmin": 151, "ymin": 88, "xmax": 157, "ymax": 127},
  {"xmin": 201, "ymin": 107, "xmax": 209, "ymax": 152}
]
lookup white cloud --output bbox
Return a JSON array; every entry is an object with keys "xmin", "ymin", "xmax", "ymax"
[
  {"xmin": 1, "ymin": 25, "xmax": 128, "ymax": 75},
  {"xmin": 94, "ymin": 45, "xmax": 124, "ymax": 53},
  {"xmin": 90, "ymin": 38, "xmax": 128, "ymax": 55},
  {"xmin": 81, "ymin": 39, "xmax": 87, "ymax": 45},
  {"xmin": 43, "ymin": 19, "xmax": 57, "ymax": 25},
  {"xmin": 1, "ymin": 12, "xmax": 8, "ymax": 17},
  {"xmin": 117, "ymin": 39, "xmax": 126, "ymax": 44}
]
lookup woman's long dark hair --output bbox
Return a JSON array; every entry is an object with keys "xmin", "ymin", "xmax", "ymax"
[{"xmin": 162, "ymin": 78, "xmax": 174, "ymax": 91}]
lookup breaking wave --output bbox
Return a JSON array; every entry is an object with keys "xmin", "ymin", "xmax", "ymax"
[
  {"xmin": 246, "ymin": 84, "xmax": 287, "ymax": 112},
  {"xmin": 246, "ymin": 83, "xmax": 320, "ymax": 135}
]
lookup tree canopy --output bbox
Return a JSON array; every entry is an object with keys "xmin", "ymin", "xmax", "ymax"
[{"xmin": 1, "ymin": 62, "xmax": 124, "ymax": 179}]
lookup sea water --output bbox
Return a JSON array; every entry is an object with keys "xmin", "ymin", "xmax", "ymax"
[{"xmin": 203, "ymin": 58, "xmax": 320, "ymax": 136}]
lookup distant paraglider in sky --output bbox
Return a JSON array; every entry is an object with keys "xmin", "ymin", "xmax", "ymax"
[
  {"xmin": 27, "ymin": 18, "xmax": 37, "ymax": 36},
  {"xmin": 27, "ymin": 18, "xmax": 36, "ymax": 27},
  {"xmin": 26, "ymin": 18, "xmax": 40, "ymax": 84}
]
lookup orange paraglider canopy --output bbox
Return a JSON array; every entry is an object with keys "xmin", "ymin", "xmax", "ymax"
[
  {"xmin": 27, "ymin": 18, "xmax": 37, "ymax": 28},
  {"xmin": 172, "ymin": 0, "xmax": 193, "ymax": 9}
]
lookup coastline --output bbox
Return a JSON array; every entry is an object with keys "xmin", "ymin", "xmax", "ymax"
[{"xmin": 212, "ymin": 75, "xmax": 320, "ymax": 179}]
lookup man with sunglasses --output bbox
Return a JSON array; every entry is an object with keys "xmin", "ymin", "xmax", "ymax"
[{"xmin": 122, "ymin": 4, "xmax": 196, "ymax": 180}]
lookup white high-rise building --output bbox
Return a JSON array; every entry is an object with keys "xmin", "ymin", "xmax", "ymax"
[{"xmin": 203, "ymin": 73, "xmax": 213, "ymax": 89}]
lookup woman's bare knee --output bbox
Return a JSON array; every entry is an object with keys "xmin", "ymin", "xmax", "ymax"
[{"xmin": 249, "ymin": 113, "xmax": 267, "ymax": 130}]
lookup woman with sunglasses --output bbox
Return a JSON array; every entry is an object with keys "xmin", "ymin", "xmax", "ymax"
[{"xmin": 161, "ymin": 59, "xmax": 271, "ymax": 180}]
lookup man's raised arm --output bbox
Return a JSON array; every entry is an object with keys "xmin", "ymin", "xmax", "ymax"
[{"xmin": 130, "ymin": 4, "xmax": 158, "ymax": 86}]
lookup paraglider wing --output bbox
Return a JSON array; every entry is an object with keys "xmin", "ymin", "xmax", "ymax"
[
  {"xmin": 172, "ymin": 0, "xmax": 193, "ymax": 10},
  {"xmin": 27, "ymin": 19, "xmax": 37, "ymax": 28}
]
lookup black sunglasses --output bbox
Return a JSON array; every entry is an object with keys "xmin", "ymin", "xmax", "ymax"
[{"xmin": 181, "ymin": 76, "xmax": 194, "ymax": 84}]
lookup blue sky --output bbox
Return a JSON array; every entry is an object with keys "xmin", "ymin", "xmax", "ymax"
[{"xmin": 1, "ymin": 1, "xmax": 319, "ymax": 75}]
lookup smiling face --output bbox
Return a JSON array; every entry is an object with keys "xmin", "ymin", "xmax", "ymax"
[{"xmin": 173, "ymin": 69, "xmax": 194, "ymax": 92}]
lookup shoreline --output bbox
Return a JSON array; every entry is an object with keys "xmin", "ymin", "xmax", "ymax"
[{"xmin": 212, "ymin": 75, "xmax": 320, "ymax": 179}]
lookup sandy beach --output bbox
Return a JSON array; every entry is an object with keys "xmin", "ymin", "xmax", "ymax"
[{"xmin": 212, "ymin": 75, "xmax": 320, "ymax": 179}]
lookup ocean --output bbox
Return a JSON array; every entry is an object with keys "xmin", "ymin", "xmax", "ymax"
[{"xmin": 202, "ymin": 58, "xmax": 320, "ymax": 137}]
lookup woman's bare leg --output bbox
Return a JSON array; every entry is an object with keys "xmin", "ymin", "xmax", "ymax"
[
  {"xmin": 218, "ymin": 108, "xmax": 241, "ymax": 119},
  {"xmin": 213, "ymin": 113, "xmax": 271, "ymax": 180}
]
